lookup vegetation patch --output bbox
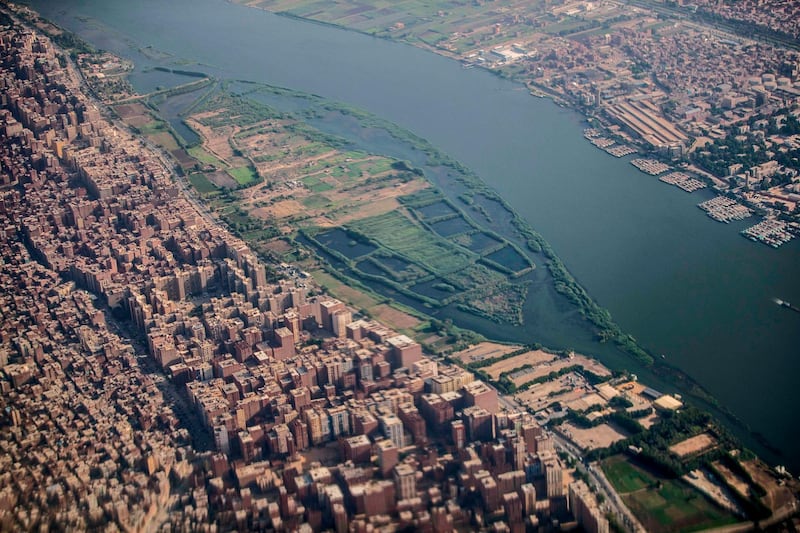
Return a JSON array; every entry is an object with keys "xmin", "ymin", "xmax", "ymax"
[
  {"xmin": 603, "ymin": 455, "xmax": 739, "ymax": 533},
  {"xmin": 188, "ymin": 173, "xmax": 218, "ymax": 195},
  {"xmin": 188, "ymin": 146, "xmax": 227, "ymax": 168},
  {"xmin": 348, "ymin": 210, "xmax": 474, "ymax": 276},
  {"xmin": 228, "ymin": 166, "xmax": 259, "ymax": 186}
]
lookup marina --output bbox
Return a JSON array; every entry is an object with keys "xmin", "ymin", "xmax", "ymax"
[
  {"xmin": 698, "ymin": 196, "xmax": 753, "ymax": 223},
  {"xmin": 589, "ymin": 136, "xmax": 615, "ymax": 149},
  {"xmin": 582, "ymin": 128, "xmax": 637, "ymax": 157},
  {"xmin": 631, "ymin": 158, "xmax": 671, "ymax": 175},
  {"xmin": 742, "ymin": 219, "xmax": 796, "ymax": 248},
  {"xmin": 604, "ymin": 144, "xmax": 637, "ymax": 157},
  {"xmin": 659, "ymin": 171, "xmax": 707, "ymax": 193}
]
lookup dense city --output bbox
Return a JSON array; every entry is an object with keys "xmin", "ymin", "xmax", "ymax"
[{"xmin": 1, "ymin": 2, "xmax": 799, "ymax": 533}]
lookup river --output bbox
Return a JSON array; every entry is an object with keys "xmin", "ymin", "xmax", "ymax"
[{"xmin": 28, "ymin": 0, "xmax": 800, "ymax": 471}]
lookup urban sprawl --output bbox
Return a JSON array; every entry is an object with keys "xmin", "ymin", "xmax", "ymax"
[{"xmin": 0, "ymin": 3, "xmax": 799, "ymax": 533}]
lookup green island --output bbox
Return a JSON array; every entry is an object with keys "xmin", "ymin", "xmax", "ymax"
[{"xmin": 148, "ymin": 81, "xmax": 660, "ymax": 366}]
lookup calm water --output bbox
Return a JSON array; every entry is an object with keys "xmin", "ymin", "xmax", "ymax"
[{"xmin": 30, "ymin": 0, "xmax": 800, "ymax": 470}]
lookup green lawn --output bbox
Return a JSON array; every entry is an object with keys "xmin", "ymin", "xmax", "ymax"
[
  {"xmin": 302, "ymin": 194, "xmax": 332, "ymax": 209},
  {"xmin": 602, "ymin": 456, "xmax": 740, "ymax": 533},
  {"xmin": 367, "ymin": 159, "xmax": 393, "ymax": 174}
]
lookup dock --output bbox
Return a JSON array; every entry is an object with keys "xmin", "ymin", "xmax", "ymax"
[
  {"xmin": 631, "ymin": 158, "xmax": 671, "ymax": 175},
  {"xmin": 659, "ymin": 171, "xmax": 707, "ymax": 192},
  {"xmin": 741, "ymin": 218, "xmax": 795, "ymax": 248},
  {"xmin": 583, "ymin": 129, "xmax": 637, "ymax": 157},
  {"xmin": 698, "ymin": 196, "xmax": 753, "ymax": 223}
]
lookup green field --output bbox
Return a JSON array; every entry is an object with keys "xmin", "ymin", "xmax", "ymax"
[
  {"xmin": 188, "ymin": 146, "xmax": 227, "ymax": 168},
  {"xmin": 303, "ymin": 194, "xmax": 332, "ymax": 209},
  {"xmin": 136, "ymin": 120, "xmax": 168, "ymax": 135},
  {"xmin": 603, "ymin": 454, "xmax": 654, "ymax": 493},
  {"xmin": 228, "ymin": 166, "xmax": 258, "ymax": 186},
  {"xmin": 302, "ymin": 175, "xmax": 334, "ymax": 192},
  {"xmin": 350, "ymin": 210, "xmax": 474, "ymax": 275},
  {"xmin": 602, "ymin": 455, "xmax": 739, "ymax": 533},
  {"xmin": 188, "ymin": 173, "xmax": 218, "ymax": 194}
]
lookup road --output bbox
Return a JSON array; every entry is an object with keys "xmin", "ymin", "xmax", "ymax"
[{"xmin": 496, "ymin": 390, "xmax": 645, "ymax": 532}]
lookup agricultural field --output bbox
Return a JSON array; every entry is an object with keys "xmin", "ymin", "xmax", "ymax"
[
  {"xmin": 188, "ymin": 173, "xmax": 218, "ymax": 195},
  {"xmin": 176, "ymin": 84, "xmax": 539, "ymax": 325},
  {"xmin": 114, "ymin": 102, "xmax": 181, "ymax": 150},
  {"xmin": 236, "ymin": 0, "xmax": 624, "ymax": 62},
  {"xmin": 602, "ymin": 455, "xmax": 739, "ymax": 533}
]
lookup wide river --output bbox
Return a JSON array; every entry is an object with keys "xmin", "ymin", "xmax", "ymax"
[{"xmin": 30, "ymin": 0, "xmax": 800, "ymax": 470}]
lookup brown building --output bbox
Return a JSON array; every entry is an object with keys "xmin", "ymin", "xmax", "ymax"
[
  {"xmin": 342, "ymin": 434, "xmax": 372, "ymax": 464},
  {"xmin": 462, "ymin": 380, "xmax": 498, "ymax": 414},
  {"xmin": 463, "ymin": 406, "xmax": 494, "ymax": 442},
  {"xmin": 386, "ymin": 335, "xmax": 422, "ymax": 369},
  {"xmin": 376, "ymin": 439, "xmax": 399, "ymax": 477}
]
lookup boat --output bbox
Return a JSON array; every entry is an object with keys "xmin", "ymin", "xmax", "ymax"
[{"xmin": 774, "ymin": 298, "xmax": 800, "ymax": 314}]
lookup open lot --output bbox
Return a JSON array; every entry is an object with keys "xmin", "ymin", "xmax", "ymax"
[
  {"xmin": 513, "ymin": 372, "xmax": 590, "ymax": 413},
  {"xmin": 482, "ymin": 350, "xmax": 557, "ymax": 380},
  {"xmin": 741, "ymin": 460, "xmax": 796, "ymax": 512},
  {"xmin": 560, "ymin": 421, "xmax": 627, "ymax": 451},
  {"xmin": 451, "ymin": 342, "xmax": 522, "ymax": 366}
]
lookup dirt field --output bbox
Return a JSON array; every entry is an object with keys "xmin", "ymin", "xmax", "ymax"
[
  {"xmin": 559, "ymin": 421, "xmax": 628, "ymax": 451},
  {"xmin": 682, "ymin": 470, "xmax": 742, "ymax": 514},
  {"xmin": 253, "ymin": 199, "xmax": 304, "ymax": 220},
  {"xmin": 114, "ymin": 103, "xmax": 149, "ymax": 118},
  {"xmin": 114, "ymin": 103, "xmax": 154, "ymax": 129},
  {"xmin": 186, "ymin": 114, "xmax": 239, "ymax": 165},
  {"xmin": 510, "ymin": 357, "xmax": 580, "ymax": 387},
  {"xmin": 171, "ymin": 149, "xmax": 197, "ymax": 167},
  {"xmin": 148, "ymin": 131, "xmax": 180, "ymax": 151},
  {"xmin": 513, "ymin": 372, "xmax": 589, "ymax": 412},
  {"xmin": 372, "ymin": 304, "xmax": 421, "ymax": 330},
  {"xmin": 564, "ymin": 392, "xmax": 607, "ymax": 412},
  {"xmin": 206, "ymin": 170, "xmax": 238, "ymax": 189},
  {"xmin": 451, "ymin": 342, "xmax": 521, "ymax": 365},
  {"xmin": 637, "ymin": 411, "xmax": 659, "ymax": 429},
  {"xmin": 669, "ymin": 432, "xmax": 717, "ymax": 458},
  {"xmin": 484, "ymin": 350, "xmax": 557, "ymax": 380},
  {"xmin": 712, "ymin": 460, "xmax": 751, "ymax": 497},
  {"xmin": 741, "ymin": 460, "xmax": 796, "ymax": 511}
]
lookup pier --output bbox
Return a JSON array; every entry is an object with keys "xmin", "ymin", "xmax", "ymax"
[
  {"xmin": 742, "ymin": 219, "xmax": 796, "ymax": 248},
  {"xmin": 659, "ymin": 171, "xmax": 707, "ymax": 192},
  {"xmin": 698, "ymin": 196, "xmax": 753, "ymax": 223},
  {"xmin": 631, "ymin": 158, "xmax": 671, "ymax": 175}
]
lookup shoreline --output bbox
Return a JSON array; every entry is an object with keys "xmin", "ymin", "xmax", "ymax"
[{"xmin": 252, "ymin": 1, "xmax": 799, "ymax": 250}]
